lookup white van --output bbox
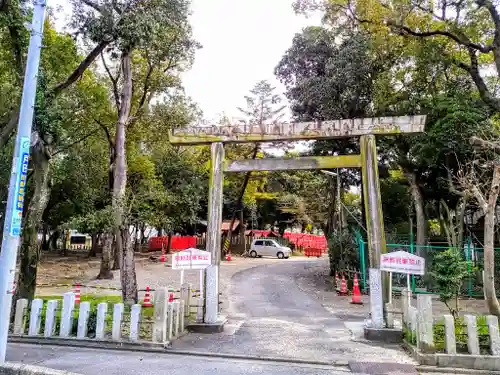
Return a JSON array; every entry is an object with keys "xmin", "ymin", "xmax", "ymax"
[{"xmin": 249, "ymin": 239, "xmax": 291, "ymax": 259}]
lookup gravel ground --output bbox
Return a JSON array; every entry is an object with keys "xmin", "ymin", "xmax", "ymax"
[{"xmin": 36, "ymin": 254, "xmax": 292, "ymax": 313}]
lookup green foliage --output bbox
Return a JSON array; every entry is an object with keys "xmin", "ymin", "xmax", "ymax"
[{"xmin": 429, "ymin": 249, "xmax": 470, "ymax": 318}]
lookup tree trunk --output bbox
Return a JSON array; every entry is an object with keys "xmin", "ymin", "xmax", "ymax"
[
  {"xmin": 62, "ymin": 229, "xmax": 69, "ymax": 256},
  {"xmin": 239, "ymin": 209, "xmax": 246, "ymax": 253},
  {"xmin": 483, "ymin": 166, "xmax": 500, "ymax": 317},
  {"xmin": 408, "ymin": 172, "xmax": 427, "ymax": 256},
  {"xmin": 112, "ymin": 48, "xmax": 136, "ymax": 304},
  {"xmin": 134, "ymin": 223, "xmax": 141, "ymax": 252},
  {"xmin": 226, "ymin": 145, "xmax": 259, "ymax": 256},
  {"xmin": 88, "ymin": 232, "xmax": 98, "ymax": 258},
  {"xmin": 41, "ymin": 223, "xmax": 49, "ymax": 251},
  {"xmin": 140, "ymin": 224, "xmax": 147, "ymax": 244},
  {"xmin": 112, "ymin": 237, "xmax": 120, "ymax": 270},
  {"xmin": 16, "ymin": 146, "xmax": 51, "ymax": 301},
  {"xmin": 167, "ymin": 232, "xmax": 172, "ymax": 253},
  {"xmin": 97, "ymin": 231, "xmax": 114, "ymax": 280},
  {"xmin": 120, "ymin": 227, "xmax": 137, "ymax": 304},
  {"xmin": 49, "ymin": 229, "xmax": 59, "ymax": 251}
]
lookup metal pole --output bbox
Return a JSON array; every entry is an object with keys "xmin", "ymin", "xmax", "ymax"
[
  {"xmin": 336, "ymin": 168, "xmax": 341, "ymax": 227},
  {"xmin": 0, "ymin": 1, "xmax": 47, "ymax": 363}
]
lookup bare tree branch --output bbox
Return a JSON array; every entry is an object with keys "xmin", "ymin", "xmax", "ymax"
[
  {"xmin": 94, "ymin": 118, "xmax": 114, "ymax": 148},
  {"xmin": 101, "ymin": 52, "xmax": 121, "ymax": 109},
  {"xmin": 51, "ymin": 40, "xmax": 111, "ymax": 98},
  {"xmin": 52, "ymin": 127, "xmax": 101, "ymax": 156},
  {"xmin": 470, "ymin": 135, "xmax": 500, "ymax": 152},
  {"xmin": 81, "ymin": 0, "xmax": 105, "ymax": 13}
]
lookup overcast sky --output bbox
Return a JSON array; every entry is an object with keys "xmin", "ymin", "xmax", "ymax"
[{"xmin": 48, "ymin": 0, "xmax": 321, "ymax": 121}]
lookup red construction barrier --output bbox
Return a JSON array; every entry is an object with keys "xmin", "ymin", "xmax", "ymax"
[
  {"xmin": 304, "ymin": 248, "xmax": 323, "ymax": 257},
  {"xmin": 148, "ymin": 236, "xmax": 197, "ymax": 252}
]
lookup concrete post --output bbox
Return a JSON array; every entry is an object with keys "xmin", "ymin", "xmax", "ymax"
[
  {"xmin": 172, "ymin": 301, "xmax": 180, "ymax": 337},
  {"xmin": 401, "ymin": 288, "xmax": 410, "ymax": 326},
  {"xmin": 464, "ymin": 314, "xmax": 480, "ymax": 355},
  {"xmin": 179, "ymin": 301, "xmax": 185, "ymax": 333},
  {"xmin": 44, "ymin": 300, "xmax": 58, "ymax": 338},
  {"xmin": 443, "ymin": 315, "xmax": 456, "ymax": 354},
  {"xmin": 416, "ymin": 295, "xmax": 433, "ymax": 351},
  {"xmin": 27, "ymin": 299, "xmax": 43, "ymax": 336},
  {"xmin": 205, "ymin": 142, "xmax": 224, "ymax": 324},
  {"xmin": 95, "ymin": 303, "xmax": 107, "ymax": 340},
  {"xmin": 486, "ymin": 315, "xmax": 500, "ymax": 355},
  {"xmin": 180, "ymin": 283, "xmax": 191, "ymax": 319},
  {"xmin": 152, "ymin": 288, "xmax": 168, "ymax": 343},
  {"xmin": 360, "ymin": 135, "xmax": 387, "ymax": 329},
  {"xmin": 59, "ymin": 292, "xmax": 75, "ymax": 338},
  {"xmin": 385, "ymin": 303, "xmax": 394, "ymax": 328},
  {"xmin": 166, "ymin": 302, "xmax": 174, "ymax": 341},
  {"xmin": 129, "ymin": 304, "xmax": 141, "ymax": 342},
  {"xmin": 13, "ymin": 299, "xmax": 28, "ymax": 335},
  {"xmin": 111, "ymin": 303, "xmax": 124, "ymax": 341},
  {"xmin": 76, "ymin": 301, "xmax": 90, "ymax": 339}
]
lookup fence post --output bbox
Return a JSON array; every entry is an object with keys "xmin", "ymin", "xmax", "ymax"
[
  {"xmin": 486, "ymin": 315, "xmax": 500, "ymax": 355},
  {"xmin": 13, "ymin": 299, "xmax": 28, "ymax": 335},
  {"xmin": 464, "ymin": 314, "xmax": 480, "ymax": 355},
  {"xmin": 77, "ymin": 301, "xmax": 90, "ymax": 339},
  {"xmin": 443, "ymin": 315, "xmax": 457, "ymax": 355},
  {"xmin": 467, "ymin": 236, "xmax": 473, "ymax": 298},
  {"xmin": 152, "ymin": 288, "xmax": 168, "ymax": 343},
  {"xmin": 180, "ymin": 283, "xmax": 191, "ymax": 318},
  {"xmin": 59, "ymin": 292, "xmax": 75, "ymax": 338},
  {"xmin": 416, "ymin": 295, "xmax": 434, "ymax": 352},
  {"xmin": 44, "ymin": 300, "xmax": 58, "ymax": 338}
]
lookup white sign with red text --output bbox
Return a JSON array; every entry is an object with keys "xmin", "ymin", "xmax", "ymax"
[
  {"xmin": 172, "ymin": 248, "xmax": 211, "ymax": 270},
  {"xmin": 380, "ymin": 251, "xmax": 425, "ymax": 275}
]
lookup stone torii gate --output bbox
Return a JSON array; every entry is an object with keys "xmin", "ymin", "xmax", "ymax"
[{"xmin": 168, "ymin": 115, "xmax": 425, "ymax": 330}]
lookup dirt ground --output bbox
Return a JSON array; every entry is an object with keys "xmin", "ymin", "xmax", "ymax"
[
  {"xmin": 34, "ymin": 251, "xmax": 288, "ymax": 312},
  {"xmin": 295, "ymin": 258, "xmax": 491, "ymax": 319}
]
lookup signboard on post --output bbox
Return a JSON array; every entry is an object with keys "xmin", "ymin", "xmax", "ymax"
[
  {"xmin": 380, "ymin": 251, "xmax": 425, "ymax": 275},
  {"xmin": 172, "ymin": 248, "xmax": 211, "ymax": 270}
]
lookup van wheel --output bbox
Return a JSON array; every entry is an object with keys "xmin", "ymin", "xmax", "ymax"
[
  {"xmin": 277, "ymin": 252, "xmax": 285, "ymax": 259},
  {"xmin": 250, "ymin": 250, "xmax": 257, "ymax": 258}
]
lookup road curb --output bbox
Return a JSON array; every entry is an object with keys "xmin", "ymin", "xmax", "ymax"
[
  {"xmin": 164, "ymin": 349, "xmax": 349, "ymax": 367},
  {"xmin": 8, "ymin": 337, "xmax": 348, "ymax": 368},
  {"xmin": 417, "ymin": 365, "xmax": 500, "ymax": 374}
]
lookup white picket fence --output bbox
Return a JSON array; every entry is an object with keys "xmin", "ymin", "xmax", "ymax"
[
  {"xmin": 401, "ymin": 289, "xmax": 500, "ymax": 355},
  {"xmin": 10, "ymin": 287, "xmax": 192, "ymax": 344}
]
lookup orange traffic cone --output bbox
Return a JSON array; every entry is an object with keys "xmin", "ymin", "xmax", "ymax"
[
  {"xmin": 339, "ymin": 274, "xmax": 348, "ymax": 295},
  {"xmin": 160, "ymin": 243, "xmax": 166, "ymax": 263},
  {"xmin": 143, "ymin": 286, "xmax": 153, "ymax": 307},
  {"xmin": 226, "ymin": 253, "xmax": 232, "ymax": 261},
  {"xmin": 351, "ymin": 274, "xmax": 363, "ymax": 305},
  {"xmin": 74, "ymin": 284, "xmax": 81, "ymax": 305}
]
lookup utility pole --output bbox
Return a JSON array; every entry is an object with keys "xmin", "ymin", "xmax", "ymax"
[{"xmin": 0, "ymin": 0, "xmax": 47, "ymax": 363}]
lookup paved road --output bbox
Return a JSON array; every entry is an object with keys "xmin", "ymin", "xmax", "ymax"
[
  {"xmin": 173, "ymin": 259, "xmax": 414, "ymax": 366},
  {"xmin": 6, "ymin": 259, "xmax": 417, "ymax": 374},
  {"xmin": 7, "ymin": 343, "xmax": 351, "ymax": 375}
]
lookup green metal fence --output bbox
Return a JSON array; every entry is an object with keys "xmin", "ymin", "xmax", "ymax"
[{"xmin": 356, "ymin": 235, "xmax": 500, "ymax": 298}]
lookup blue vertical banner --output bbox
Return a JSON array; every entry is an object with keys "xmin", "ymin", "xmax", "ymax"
[{"xmin": 10, "ymin": 136, "xmax": 30, "ymax": 236}]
